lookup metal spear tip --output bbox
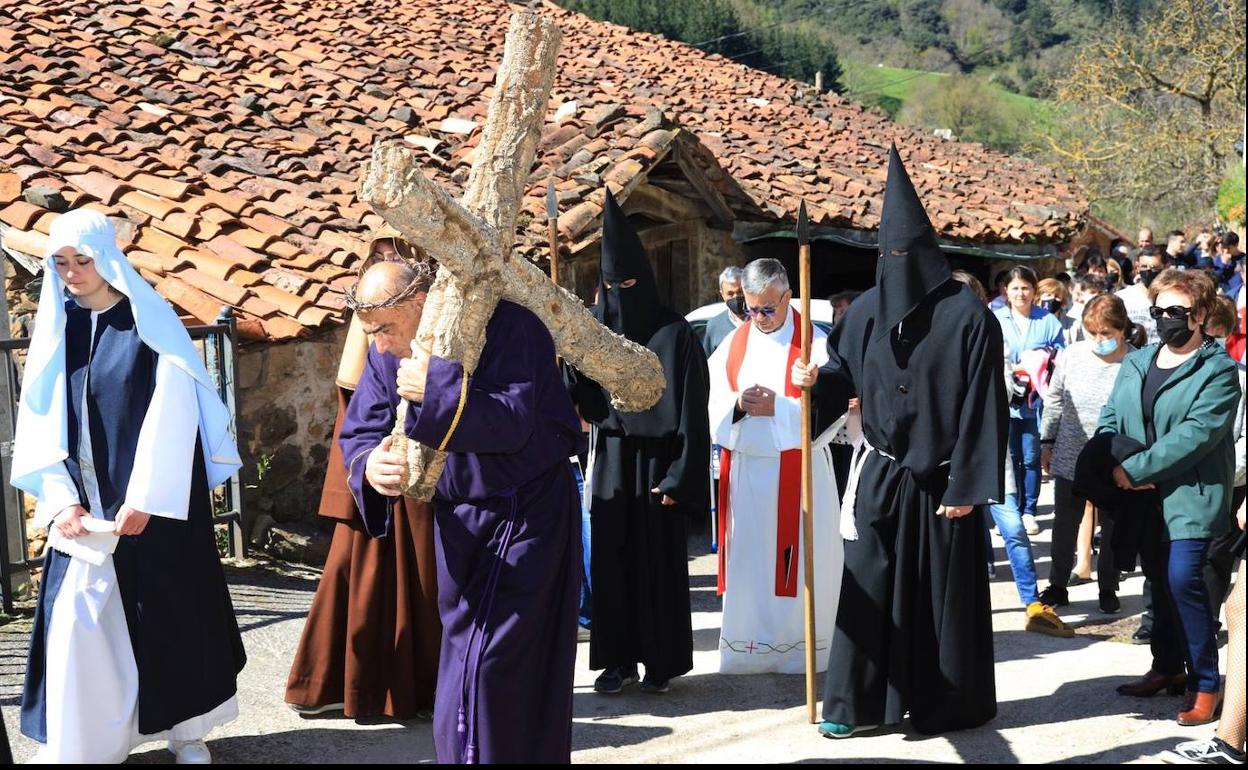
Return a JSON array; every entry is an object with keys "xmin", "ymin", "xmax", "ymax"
[
  {"xmin": 796, "ymin": 200, "xmax": 810, "ymax": 245},
  {"xmin": 546, "ymin": 178, "xmax": 558, "ymax": 221}
]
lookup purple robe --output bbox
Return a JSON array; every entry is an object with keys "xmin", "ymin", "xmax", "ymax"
[{"xmin": 341, "ymin": 300, "xmax": 583, "ymax": 764}]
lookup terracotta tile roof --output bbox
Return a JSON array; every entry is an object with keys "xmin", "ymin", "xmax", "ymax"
[{"xmin": 0, "ymin": 0, "xmax": 1086, "ymax": 341}]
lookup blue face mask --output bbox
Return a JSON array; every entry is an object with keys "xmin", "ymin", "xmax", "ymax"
[{"xmin": 1093, "ymin": 337, "xmax": 1120, "ymax": 356}]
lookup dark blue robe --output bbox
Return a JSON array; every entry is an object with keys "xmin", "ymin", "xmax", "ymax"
[
  {"xmin": 342, "ymin": 300, "xmax": 583, "ymax": 764},
  {"xmin": 20, "ymin": 299, "xmax": 246, "ymax": 741}
]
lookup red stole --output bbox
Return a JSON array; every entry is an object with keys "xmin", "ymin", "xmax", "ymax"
[{"xmin": 716, "ymin": 310, "xmax": 806, "ymax": 598}]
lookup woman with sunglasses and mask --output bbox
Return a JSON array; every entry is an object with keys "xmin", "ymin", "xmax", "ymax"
[{"xmin": 1098, "ymin": 269, "xmax": 1241, "ymax": 727}]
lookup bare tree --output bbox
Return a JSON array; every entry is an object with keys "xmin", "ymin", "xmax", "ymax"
[{"xmin": 1047, "ymin": 0, "xmax": 1245, "ymax": 227}]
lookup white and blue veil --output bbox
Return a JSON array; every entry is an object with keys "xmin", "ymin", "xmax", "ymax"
[{"xmin": 9, "ymin": 209, "xmax": 241, "ymax": 501}]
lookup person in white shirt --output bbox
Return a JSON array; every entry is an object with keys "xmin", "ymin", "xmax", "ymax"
[{"xmin": 1116, "ymin": 246, "xmax": 1165, "ymax": 344}]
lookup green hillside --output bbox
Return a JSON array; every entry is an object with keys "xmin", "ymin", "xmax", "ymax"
[{"xmin": 841, "ymin": 60, "xmax": 1056, "ymax": 153}]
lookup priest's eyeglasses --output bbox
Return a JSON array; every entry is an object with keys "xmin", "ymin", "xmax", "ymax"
[
  {"xmin": 746, "ymin": 304, "xmax": 779, "ymax": 318},
  {"xmin": 1148, "ymin": 305, "xmax": 1192, "ymax": 320}
]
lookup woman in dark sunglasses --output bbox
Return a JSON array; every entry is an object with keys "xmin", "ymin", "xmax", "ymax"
[{"xmin": 1097, "ymin": 268, "xmax": 1241, "ymax": 727}]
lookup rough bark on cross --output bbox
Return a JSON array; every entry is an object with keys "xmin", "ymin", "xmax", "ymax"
[{"xmin": 358, "ymin": 11, "xmax": 666, "ymax": 500}]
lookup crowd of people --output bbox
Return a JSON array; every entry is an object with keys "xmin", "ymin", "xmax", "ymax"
[{"xmin": 2, "ymin": 148, "xmax": 1244, "ymax": 765}]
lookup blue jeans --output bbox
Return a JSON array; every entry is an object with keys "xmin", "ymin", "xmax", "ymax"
[
  {"xmin": 990, "ymin": 497, "xmax": 1039, "ymax": 606},
  {"xmin": 573, "ymin": 460, "xmax": 593, "ymax": 628},
  {"xmin": 1008, "ymin": 416, "xmax": 1041, "ymax": 516},
  {"xmin": 1145, "ymin": 538, "xmax": 1219, "ymax": 693}
]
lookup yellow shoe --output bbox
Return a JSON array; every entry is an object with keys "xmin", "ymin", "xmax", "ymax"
[{"xmin": 1025, "ymin": 601, "xmax": 1075, "ymax": 638}]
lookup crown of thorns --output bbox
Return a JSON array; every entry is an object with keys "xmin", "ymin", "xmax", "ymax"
[{"xmin": 344, "ymin": 237, "xmax": 438, "ymax": 311}]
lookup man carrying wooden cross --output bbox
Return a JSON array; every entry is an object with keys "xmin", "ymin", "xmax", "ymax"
[
  {"xmin": 346, "ymin": 276, "xmax": 585, "ymax": 763},
  {"xmin": 354, "ymin": 11, "xmax": 665, "ymax": 763}
]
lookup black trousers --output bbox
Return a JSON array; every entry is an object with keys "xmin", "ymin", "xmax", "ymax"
[
  {"xmin": 1202, "ymin": 485, "xmax": 1246, "ymax": 617},
  {"xmin": 1049, "ymin": 477, "xmax": 1119, "ymax": 594},
  {"xmin": 830, "ymin": 443, "xmax": 853, "ymax": 503}
]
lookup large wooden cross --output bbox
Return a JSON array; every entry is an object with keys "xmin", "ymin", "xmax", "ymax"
[{"xmin": 358, "ymin": 11, "xmax": 666, "ymax": 500}]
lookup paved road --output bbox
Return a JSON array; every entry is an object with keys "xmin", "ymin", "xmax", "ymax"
[{"xmin": 2, "ymin": 483, "xmax": 1232, "ymax": 763}]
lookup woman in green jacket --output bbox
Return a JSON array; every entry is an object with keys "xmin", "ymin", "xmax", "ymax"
[{"xmin": 1097, "ymin": 269, "xmax": 1241, "ymax": 727}]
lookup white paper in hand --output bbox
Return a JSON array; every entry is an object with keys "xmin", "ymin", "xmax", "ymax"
[{"xmin": 48, "ymin": 516, "xmax": 120, "ymax": 567}]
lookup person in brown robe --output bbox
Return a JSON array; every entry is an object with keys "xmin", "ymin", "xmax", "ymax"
[{"xmin": 284, "ymin": 237, "xmax": 441, "ymax": 719}]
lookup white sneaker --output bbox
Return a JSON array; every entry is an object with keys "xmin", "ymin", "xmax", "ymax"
[
  {"xmin": 1158, "ymin": 737, "xmax": 1246, "ymax": 763},
  {"xmin": 167, "ymin": 739, "xmax": 213, "ymax": 764},
  {"xmin": 1022, "ymin": 514, "xmax": 1040, "ymax": 535},
  {"xmin": 288, "ymin": 701, "xmax": 345, "ymax": 716}
]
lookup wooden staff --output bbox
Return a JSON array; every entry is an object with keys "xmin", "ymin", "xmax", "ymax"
[
  {"xmin": 797, "ymin": 201, "xmax": 818, "ymax": 724},
  {"xmin": 547, "ymin": 178, "xmax": 562, "ymax": 367},
  {"xmin": 546, "ymin": 178, "xmax": 560, "ymax": 288}
]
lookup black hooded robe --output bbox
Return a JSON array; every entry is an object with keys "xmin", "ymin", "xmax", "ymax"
[
  {"xmin": 812, "ymin": 147, "xmax": 1006, "ymax": 734},
  {"xmin": 565, "ymin": 191, "xmax": 711, "ymax": 682}
]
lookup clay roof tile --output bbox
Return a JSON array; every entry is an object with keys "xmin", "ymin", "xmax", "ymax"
[
  {"xmin": 63, "ymin": 170, "xmax": 131, "ymax": 207},
  {"xmin": 0, "ymin": 200, "xmax": 45, "ymax": 230}
]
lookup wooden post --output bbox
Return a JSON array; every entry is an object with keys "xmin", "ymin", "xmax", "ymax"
[
  {"xmin": 0, "ymin": 281, "xmax": 31, "ymax": 609},
  {"xmin": 815, "ymin": 70, "xmax": 824, "ymax": 93},
  {"xmin": 797, "ymin": 201, "xmax": 817, "ymax": 725}
]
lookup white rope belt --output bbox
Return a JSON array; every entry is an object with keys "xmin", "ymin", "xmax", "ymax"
[{"xmin": 838, "ymin": 440, "xmax": 951, "ymax": 542}]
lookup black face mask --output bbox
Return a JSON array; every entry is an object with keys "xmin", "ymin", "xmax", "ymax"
[
  {"xmin": 1106, "ymin": 272, "xmax": 1119, "ymax": 290},
  {"xmin": 726, "ymin": 295, "xmax": 747, "ymax": 319},
  {"xmin": 1137, "ymin": 269, "xmax": 1159, "ymax": 288},
  {"xmin": 1043, "ymin": 298, "xmax": 1062, "ymax": 316},
  {"xmin": 1156, "ymin": 316, "xmax": 1196, "ymax": 347}
]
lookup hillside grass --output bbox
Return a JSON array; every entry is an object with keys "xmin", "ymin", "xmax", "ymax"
[{"xmin": 841, "ymin": 59, "xmax": 1056, "ymax": 129}]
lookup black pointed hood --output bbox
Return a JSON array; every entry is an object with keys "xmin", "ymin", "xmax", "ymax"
[
  {"xmin": 872, "ymin": 144, "xmax": 952, "ymax": 341},
  {"xmin": 594, "ymin": 189, "xmax": 665, "ymax": 344}
]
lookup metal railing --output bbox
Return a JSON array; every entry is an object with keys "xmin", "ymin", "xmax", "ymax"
[{"xmin": 0, "ymin": 309, "xmax": 247, "ymax": 614}]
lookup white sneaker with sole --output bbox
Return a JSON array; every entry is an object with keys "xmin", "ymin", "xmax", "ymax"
[
  {"xmin": 287, "ymin": 701, "xmax": 345, "ymax": 717},
  {"xmin": 1022, "ymin": 513, "xmax": 1040, "ymax": 535},
  {"xmin": 168, "ymin": 740, "xmax": 213, "ymax": 765},
  {"xmin": 1158, "ymin": 737, "xmax": 1246, "ymax": 764}
]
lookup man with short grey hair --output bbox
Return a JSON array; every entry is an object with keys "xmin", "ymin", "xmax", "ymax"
[
  {"xmin": 741, "ymin": 258, "xmax": 790, "ymax": 296},
  {"xmin": 708, "ymin": 257, "xmax": 843, "ymax": 675},
  {"xmin": 702, "ymin": 265, "xmax": 746, "ymax": 354}
]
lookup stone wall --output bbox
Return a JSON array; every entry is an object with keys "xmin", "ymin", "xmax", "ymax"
[
  {"xmin": 5, "ymin": 261, "xmax": 38, "ymax": 338},
  {"xmin": 693, "ymin": 227, "xmax": 746, "ymax": 307},
  {"xmin": 235, "ymin": 325, "xmax": 346, "ymax": 534}
]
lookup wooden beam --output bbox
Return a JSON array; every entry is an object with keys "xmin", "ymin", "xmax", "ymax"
[
  {"xmin": 569, "ymin": 219, "xmax": 702, "ymax": 261},
  {"xmin": 624, "ymin": 182, "xmax": 710, "ymax": 224},
  {"xmin": 638, "ymin": 220, "xmax": 702, "ymax": 249},
  {"xmin": 673, "ymin": 140, "xmax": 734, "ymax": 226}
]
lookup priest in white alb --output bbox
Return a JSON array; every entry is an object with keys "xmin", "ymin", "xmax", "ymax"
[{"xmin": 708, "ymin": 258, "xmax": 844, "ymax": 675}]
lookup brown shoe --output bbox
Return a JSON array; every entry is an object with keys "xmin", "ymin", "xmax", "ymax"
[
  {"xmin": 1116, "ymin": 670, "xmax": 1187, "ymax": 697},
  {"xmin": 1177, "ymin": 691, "xmax": 1221, "ymax": 726}
]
